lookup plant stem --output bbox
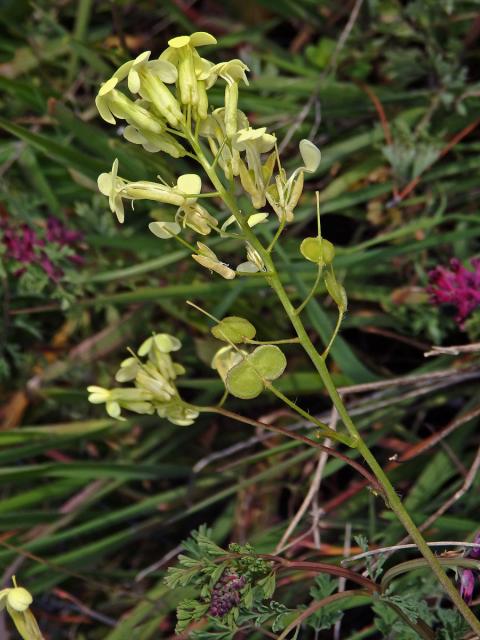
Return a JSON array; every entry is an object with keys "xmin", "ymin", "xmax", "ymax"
[
  {"xmin": 294, "ymin": 264, "xmax": 322, "ymax": 315},
  {"xmin": 321, "ymin": 309, "xmax": 344, "ymax": 360},
  {"xmin": 265, "ymin": 267, "xmax": 480, "ymax": 634},
  {"xmin": 266, "ymin": 382, "xmax": 354, "ymax": 446},
  {"xmin": 204, "ymin": 406, "xmax": 382, "ymax": 492},
  {"xmin": 188, "ymin": 135, "xmax": 480, "ymax": 634}
]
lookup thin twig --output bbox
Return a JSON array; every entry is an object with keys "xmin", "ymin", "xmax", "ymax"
[
  {"xmin": 275, "ymin": 409, "xmax": 338, "ymax": 553},
  {"xmin": 135, "ymin": 544, "xmax": 183, "ymax": 582},
  {"xmin": 424, "ymin": 342, "xmax": 480, "ymax": 357},
  {"xmin": 275, "ymin": 590, "xmax": 370, "ymax": 640},
  {"xmin": 334, "ymin": 522, "xmax": 352, "ymax": 640},
  {"xmin": 343, "ymin": 541, "xmax": 480, "ymax": 565},
  {"xmin": 207, "ymin": 407, "xmax": 383, "ymax": 494},
  {"xmin": 279, "ymin": 0, "xmax": 364, "ymax": 153}
]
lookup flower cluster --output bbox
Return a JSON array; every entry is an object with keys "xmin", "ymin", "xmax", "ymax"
[
  {"xmin": 95, "ymin": 32, "xmax": 321, "ymax": 280},
  {"xmin": 87, "ymin": 334, "xmax": 199, "ymax": 426},
  {"xmin": 209, "ymin": 571, "xmax": 246, "ymax": 617},
  {"xmin": 0, "ymin": 215, "xmax": 84, "ymax": 281},
  {"xmin": 427, "ymin": 258, "xmax": 480, "ymax": 327},
  {"xmin": 459, "ymin": 534, "xmax": 480, "ymax": 604}
]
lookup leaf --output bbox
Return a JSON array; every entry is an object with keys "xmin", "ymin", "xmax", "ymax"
[
  {"xmin": 0, "ymin": 116, "xmax": 105, "ymax": 176},
  {"xmin": 258, "ymin": 573, "xmax": 276, "ymax": 599}
]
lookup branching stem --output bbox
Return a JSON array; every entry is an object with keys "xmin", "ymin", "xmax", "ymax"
[{"xmin": 184, "ymin": 126, "xmax": 480, "ymax": 635}]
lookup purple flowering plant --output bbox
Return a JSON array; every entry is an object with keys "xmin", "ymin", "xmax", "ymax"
[
  {"xmin": 0, "ymin": 215, "xmax": 84, "ymax": 289},
  {"xmin": 459, "ymin": 534, "xmax": 480, "ymax": 605},
  {"xmin": 428, "ymin": 258, "xmax": 480, "ymax": 328}
]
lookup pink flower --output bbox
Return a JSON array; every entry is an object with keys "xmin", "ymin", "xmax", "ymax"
[
  {"xmin": 45, "ymin": 216, "xmax": 83, "ymax": 245},
  {"xmin": 0, "ymin": 216, "xmax": 84, "ymax": 281},
  {"xmin": 459, "ymin": 533, "xmax": 480, "ymax": 603},
  {"xmin": 460, "ymin": 569, "xmax": 475, "ymax": 604},
  {"xmin": 427, "ymin": 258, "xmax": 480, "ymax": 326}
]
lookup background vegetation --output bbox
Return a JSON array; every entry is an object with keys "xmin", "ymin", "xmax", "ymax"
[{"xmin": 1, "ymin": 0, "xmax": 480, "ymax": 637}]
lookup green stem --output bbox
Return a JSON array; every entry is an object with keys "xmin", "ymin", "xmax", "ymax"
[
  {"xmin": 267, "ymin": 211, "xmax": 287, "ymax": 253},
  {"xmin": 246, "ymin": 337, "xmax": 301, "ymax": 345},
  {"xmin": 321, "ymin": 309, "xmax": 344, "ymax": 360},
  {"xmin": 266, "ymin": 382, "xmax": 354, "ymax": 447},
  {"xmin": 170, "ymin": 234, "xmax": 196, "ymax": 252},
  {"xmin": 204, "ymin": 406, "xmax": 383, "ymax": 492},
  {"xmin": 294, "ymin": 265, "xmax": 322, "ymax": 315},
  {"xmin": 187, "ymin": 134, "xmax": 480, "ymax": 633},
  {"xmin": 266, "ymin": 269, "xmax": 480, "ymax": 633}
]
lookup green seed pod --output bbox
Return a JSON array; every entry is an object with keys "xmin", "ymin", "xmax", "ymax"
[
  {"xmin": 321, "ymin": 239, "xmax": 335, "ymax": 264},
  {"xmin": 300, "ymin": 237, "xmax": 335, "ymax": 265},
  {"xmin": 225, "ymin": 345, "xmax": 287, "ymax": 400},
  {"xmin": 211, "ymin": 317, "xmax": 256, "ymax": 343},
  {"xmin": 324, "ymin": 270, "xmax": 347, "ymax": 313}
]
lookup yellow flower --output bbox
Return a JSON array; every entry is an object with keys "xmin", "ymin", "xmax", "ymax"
[
  {"xmin": 87, "ymin": 386, "xmax": 154, "ymax": 420},
  {"xmin": 114, "ymin": 51, "xmax": 183, "ymax": 127},
  {"xmin": 123, "ymin": 124, "xmax": 187, "ymax": 158},
  {"xmin": 0, "ymin": 578, "xmax": 42, "ymax": 640},
  {"xmin": 200, "ymin": 108, "xmax": 249, "ymax": 180},
  {"xmin": 161, "ymin": 32, "xmax": 217, "ymax": 118},
  {"xmin": 266, "ymin": 139, "xmax": 321, "ymax": 222},
  {"xmin": 97, "ymin": 160, "xmax": 203, "ymax": 224},
  {"xmin": 209, "ymin": 60, "xmax": 250, "ymax": 137},
  {"xmin": 95, "ymin": 77, "xmax": 164, "ymax": 133},
  {"xmin": 97, "ymin": 159, "xmax": 126, "ymax": 222},
  {"xmin": 233, "ymin": 127, "xmax": 276, "ymax": 208},
  {"xmin": 192, "ymin": 242, "xmax": 236, "ymax": 280}
]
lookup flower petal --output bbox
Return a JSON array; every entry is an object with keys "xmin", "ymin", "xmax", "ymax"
[
  {"xmin": 97, "ymin": 172, "xmax": 113, "ymax": 196},
  {"xmin": 95, "ymin": 95, "xmax": 116, "ymax": 124},
  {"xmin": 148, "ymin": 221, "xmax": 181, "ymax": 239},
  {"xmin": 106, "ymin": 400, "xmax": 122, "ymax": 419},
  {"xmin": 177, "ymin": 173, "xmax": 202, "ymax": 196},
  {"xmin": 190, "ymin": 32, "xmax": 217, "ymax": 47},
  {"xmin": 168, "ymin": 35, "xmax": 191, "ymax": 48},
  {"xmin": 192, "ymin": 254, "xmax": 236, "ymax": 279},
  {"xmin": 7, "ymin": 588, "xmax": 32, "ymax": 612},
  {"xmin": 98, "ymin": 77, "xmax": 118, "ymax": 96},
  {"xmin": 149, "ymin": 59, "xmax": 178, "ymax": 83},
  {"xmin": 299, "ymin": 139, "xmax": 321, "ymax": 172},
  {"xmin": 128, "ymin": 68, "xmax": 141, "ymax": 94}
]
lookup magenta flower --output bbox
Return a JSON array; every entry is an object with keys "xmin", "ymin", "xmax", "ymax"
[
  {"xmin": 460, "ymin": 569, "xmax": 475, "ymax": 604},
  {"xmin": 459, "ymin": 533, "xmax": 480, "ymax": 604},
  {"xmin": 45, "ymin": 216, "xmax": 83, "ymax": 245},
  {"xmin": 0, "ymin": 216, "xmax": 84, "ymax": 281},
  {"xmin": 427, "ymin": 258, "xmax": 480, "ymax": 327},
  {"xmin": 209, "ymin": 571, "xmax": 246, "ymax": 617}
]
